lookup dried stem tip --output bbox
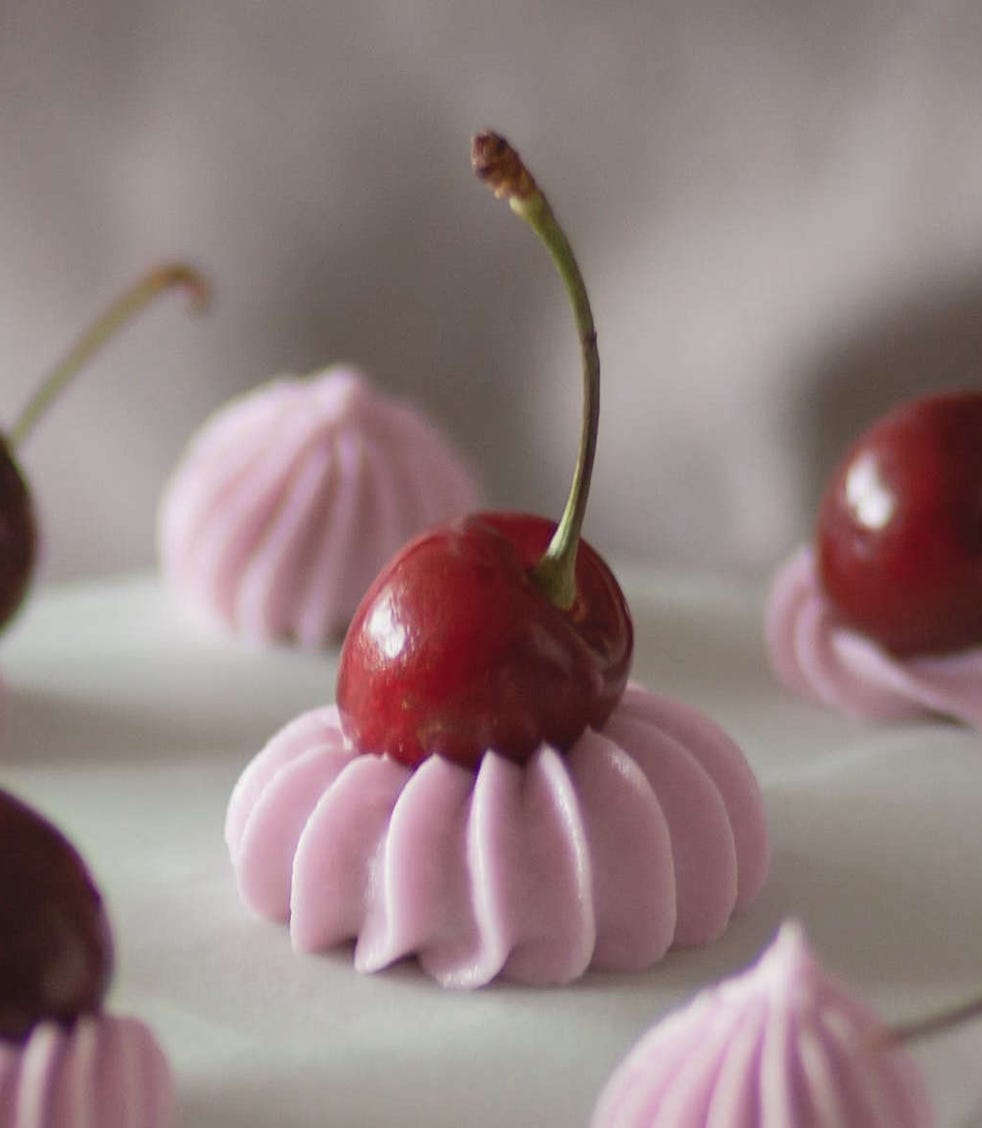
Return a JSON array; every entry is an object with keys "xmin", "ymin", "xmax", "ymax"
[
  {"xmin": 472, "ymin": 132, "xmax": 540, "ymax": 204},
  {"xmin": 9, "ymin": 261, "xmax": 212, "ymax": 448},
  {"xmin": 145, "ymin": 262, "xmax": 213, "ymax": 314}
]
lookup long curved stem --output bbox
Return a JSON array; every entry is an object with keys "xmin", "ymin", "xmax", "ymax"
[
  {"xmin": 10, "ymin": 263, "xmax": 211, "ymax": 448},
  {"xmin": 472, "ymin": 132, "xmax": 598, "ymax": 611},
  {"xmin": 885, "ymin": 993, "xmax": 982, "ymax": 1046}
]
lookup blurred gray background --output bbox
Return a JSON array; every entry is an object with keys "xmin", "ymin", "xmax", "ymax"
[{"xmin": 3, "ymin": 0, "xmax": 982, "ymax": 581}]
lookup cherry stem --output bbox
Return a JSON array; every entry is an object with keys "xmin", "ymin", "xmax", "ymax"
[
  {"xmin": 883, "ymin": 993, "xmax": 982, "ymax": 1047},
  {"xmin": 9, "ymin": 263, "xmax": 211, "ymax": 448},
  {"xmin": 472, "ymin": 131, "xmax": 598, "ymax": 610}
]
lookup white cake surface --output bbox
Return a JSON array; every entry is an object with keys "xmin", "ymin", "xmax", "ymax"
[{"xmin": 2, "ymin": 571, "xmax": 982, "ymax": 1127}]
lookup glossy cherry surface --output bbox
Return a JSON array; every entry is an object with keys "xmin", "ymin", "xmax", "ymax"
[
  {"xmin": 816, "ymin": 389, "xmax": 982, "ymax": 656},
  {"xmin": 336, "ymin": 134, "xmax": 631, "ymax": 770},
  {"xmin": 0, "ymin": 788, "xmax": 113, "ymax": 1043},
  {"xmin": 336, "ymin": 511, "xmax": 633, "ymax": 769}
]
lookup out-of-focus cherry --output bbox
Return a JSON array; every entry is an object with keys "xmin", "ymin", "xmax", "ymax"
[
  {"xmin": 0, "ymin": 264, "xmax": 209, "ymax": 633},
  {"xmin": 816, "ymin": 390, "xmax": 982, "ymax": 655},
  {"xmin": 0, "ymin": 788, "xmax": 113, "ymax": 1042}
]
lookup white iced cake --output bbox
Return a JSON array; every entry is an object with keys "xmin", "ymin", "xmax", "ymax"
[{"xmin": 2, "ymin": 571, "xmax": 981, "ymax": 1126}]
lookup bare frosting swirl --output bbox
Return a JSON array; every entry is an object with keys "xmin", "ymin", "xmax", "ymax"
[
  {"xmin": 158, "ymin": 366, "xmax": 479, "ymax": 648},
  {"xmin": 766, "ymin": 547, "xmax": 982, "ymax": 727},
  {"xmin": 0, "ymin": 1015, "xmax": 172, "ymax": 1128},
  {"xmin": 225, "ymin": 684, "xmax": 769, "ymax": 988},
  {"xmin": 593, "ymin": 921, "xmax": 933, "ymax": 1127}
]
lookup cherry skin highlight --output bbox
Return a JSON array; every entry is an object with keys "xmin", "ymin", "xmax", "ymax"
[
  {"xmin": 336, "ymin": 512, "xmax": 633, "ymax": 770},
  {"xmin": 816, "ymin": 389, "xmax": 982, "ymax": 656},
  {"xmin": 0, "ymin": 788, "xmax": 114, "ymax": 1043}
]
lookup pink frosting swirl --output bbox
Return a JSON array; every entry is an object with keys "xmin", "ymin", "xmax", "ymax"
[
  {"xmin": 0, "ymin": 1015, "xmax": 172, "ymax": 1128},
  {"xmin": 766, "ymin": 547, "xmax": 982, "ymax": 727},
  {"xmin": 225, "ymin": 684, "xmax": 769, "ymax": 988},
  {"xmin": 158, "ymin": 366, "xmax": 479, "ymax": 648},
  {"xmin": 593, "ymin": 921, "xmax": 933, "ymax": 1127}
]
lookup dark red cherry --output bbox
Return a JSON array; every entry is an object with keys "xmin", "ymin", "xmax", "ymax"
[
  {"xmin": 0, "ymin": 788, "xmax": 113, "ymax": 1043},
  {"xmin": 816, "ymin": 389, "xmax": 982, "ymax": 655},
  {"xmin": 337, "ymin": 132, "xmax": 633, "ymax": 770},
  {"xmin": 0, "ymin": 437, "xmax": 36, "ymax": 632},
  {"xmin": 337, "ymin": 511, "xmax": 632, "ymax": 769},
  {"xmin": 0, "ymin": 264, "xmax": 209, "ymax": 635}
]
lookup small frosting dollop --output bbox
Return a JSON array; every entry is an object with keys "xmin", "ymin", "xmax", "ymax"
[
  {"xmin": 766, "ymin": 547, "xmax": 982, "ymax": 727},
  {"xmin": 225, "ymin": 683, "xmax": 769, "ymax": 988},
  {"xmin": 0, "ymin": 1015, "xmax": 172, "ymax": 1128},
  {"xmin": 158, "ymin": 366, "xmax": 479, "ymax": 648},
  {"xmin": 592, "ymin": 921, "xmax": 933, "ymax": 1127}
]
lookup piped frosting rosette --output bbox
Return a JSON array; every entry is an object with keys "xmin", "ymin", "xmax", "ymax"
[
  {"xmin": 0, "ymin": 1015, "xmax": 172, "ymax": 1128},
  {"xmin": 592, "ymin": 921, "xmax": 933, "ymax": 1127},
  {"xmin": 766, "ymin": 547, "xmax": 982, "ymax": 727},
  {"xmin": 158, "ymin": 366, "xmax": 479, "ymax": 648},
  {"xmin": 225, "ymin": 683, "xmax": 769, "ymax": 988}
]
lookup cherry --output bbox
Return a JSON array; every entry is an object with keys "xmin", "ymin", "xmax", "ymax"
[
  {"xmin": 816, "ymin": 390, "xmax": 982, "ymax": 656},
  {"xmin": 336, "ymin": 132, "xmax": 633, "ymax": 770},
  {"xmin": 337, "ymin": 511, "xmax": 631, "ymax": 768},
  {"xmin": 0, "ymin": 264, "xmax": 209, "ymax": 633},
  {"xmin": 0, "ymin": 438, "xmax": 35, "ymax": 630},
  {"xmin": 0, "ymin": 788, "xmax": 113, "ymax": 1043}
]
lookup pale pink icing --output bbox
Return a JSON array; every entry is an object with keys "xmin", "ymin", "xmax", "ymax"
[
  {"xmin": 592, "ymin": 921, "xmax": 933, "ymax": 1127},
  {"xmin": 0, "ymin": 1015, "xmax": 172, "ymax": 1128},
  {"xmin": 225, "ymin": 683, "xmax": 769, "ymax": 988},
  {"xmin": 766, "ymin": 547, "xmax": 982, "ymax": 727},
  {"xmin": 157, "ymin": 366, "xmax": 479, "ymax": 648}
]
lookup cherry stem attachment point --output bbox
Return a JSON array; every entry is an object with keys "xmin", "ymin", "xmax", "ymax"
[
  {"xmin": 9, "ymin": 262, "xmax": 211, "ymax": 448},
  {"xmin": 472, "ymin": 131, "xmax": 599, "ymax": 611}
]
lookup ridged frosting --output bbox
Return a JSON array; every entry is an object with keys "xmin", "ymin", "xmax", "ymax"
[
  {"xmin": 158, "ymin": 366, "xmax": 479, "ymax": 648},
  {"xmin": 225, "ymin": 683, "xmax": 769, "ymax": 988},
  {"xmin": 592, "ymin": 921, "xmax": 933, "ymax": 1127},
  {"xmin": 0, "ymin": 1014, "xmax": 172, "ymax": 1128},
  {"xmin": 766, "ymin": 547, "xmax": 982, "ymax": 727}
]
